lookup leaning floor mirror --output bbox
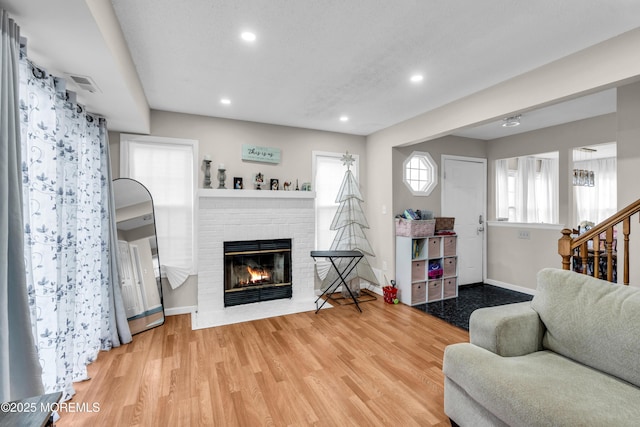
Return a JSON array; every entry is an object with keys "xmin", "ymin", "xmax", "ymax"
[{"xmin": 113, "ymin": 178, "xmax": 165, "ymax": 334}]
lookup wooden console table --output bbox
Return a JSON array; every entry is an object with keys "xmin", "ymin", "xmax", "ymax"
[{"xmin": 311, "ymin": 250, "xmax": 364, "ymax": 313}]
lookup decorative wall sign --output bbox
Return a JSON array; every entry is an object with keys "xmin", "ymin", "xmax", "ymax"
[{"xmin": 242, "ymin": 144, "xmax": 281, "ymax": 164}]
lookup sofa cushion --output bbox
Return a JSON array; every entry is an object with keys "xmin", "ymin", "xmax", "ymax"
[
  {"xmin": 532, "ymin": 268, "xmax": 640, "ymax": 387},
  {"xmin": 444, "ymin": 344, "xmax": 640, "ymax": 426}
]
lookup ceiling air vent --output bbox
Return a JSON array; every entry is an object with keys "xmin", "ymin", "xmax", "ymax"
[{"xmin": 67, "ymin": 73, "xmax": 101, "ymax": 94}]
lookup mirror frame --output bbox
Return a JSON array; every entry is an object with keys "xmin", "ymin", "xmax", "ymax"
[{"xmin": 113, "ymin": 178, "xmax": 165, "ymax": 334}]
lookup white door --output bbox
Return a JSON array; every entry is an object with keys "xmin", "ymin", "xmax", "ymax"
[
  {"xmin": 118, "ymin": 241, "xmax": 144, "ymax": 317},
  {"xmin": 129, "ymin": 244, "xmax": 149, "ymax": 312},
  {"xmin": 441, "ymin": 156, "xmax": 486, "ymax": 285}
]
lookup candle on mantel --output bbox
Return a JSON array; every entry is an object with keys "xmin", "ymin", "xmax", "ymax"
[
  {"xmin": 219, "ymin": 163, "xmax": 225, "ymax": 170},
  {"xmin": 203, "ymin": 154, "xmax": 211, "ymax": 161}
]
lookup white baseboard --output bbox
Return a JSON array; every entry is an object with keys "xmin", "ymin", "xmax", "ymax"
[
  {"xmin": 483, "ymin": 279, "xmax": 537, "ymax": 296},
  {"xmin": 314, "ymin": 281, "xmax": 383, "ymax": 297},
  {"xmin": 164, "ymin": 305, "xmax": 197, "ymax": 316},
  {"xmin": 366, "ymin": 284, "xmax": 383, "ymax": 296}
]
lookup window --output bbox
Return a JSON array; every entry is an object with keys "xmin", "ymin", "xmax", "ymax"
[
  {"xmin": 120, "ymin": 135, "xmax": 198, "ymax": 273},
  {"xmin": 573, "ymin": 143, "xmax": 617, "ymax": 226},
  {"xmin": 312, "ymin": 151, "xmax": 359, "ymax": 250},
  {"xmin": 495, "ymin": 152, "xmax": 559, "ymax": 223},
  {"xmin": 403, "ymin": 151, "xmax": 437, "ymax": 196}
]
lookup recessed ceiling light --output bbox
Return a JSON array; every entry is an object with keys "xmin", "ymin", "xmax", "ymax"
[
  {"xmin": 410, "ymin": 74, "xmax": 424, "ymax": 83},
  {"xmin": 339, "ymin": 116, "xmax": 349, "ymax": 122},
  {"xmin": 220, "ymin": 98, "xmax": 231, "ymax": 105},
  {"xmin": 241, "ymin": 32, "xmax": 256, "ymax": 42}
]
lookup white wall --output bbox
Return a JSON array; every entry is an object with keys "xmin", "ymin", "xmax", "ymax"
[
  {"xmin": 110, "ymin": 110, "xmax": 367, "ymax": 310},
  {"xmin": 487, "ymin": 114, "xmax": 617, "ymax": 224},
  {"xmin": 393, "ymin": 135, "xmax": 487, "ymax": 218},
  {"xmin": 149, "ymin": 110, "xmax": 367, "ymax": 193},
  {"xmin": 365, "ymin": 28, "xmax": 640, "ymax": 287},
  {"xmin": 107, "ymin": 34, "xmax": 640, "ymax": 300},
  {"xmin": 484, "ymin": 114, "xmax": 616, "ymax": 291},
  {"xmin": 486, "ymin": 223, "xmax": 564, "ymax": 292},
  {"xmin": 617, "ymin": 81, "xmax": 640, "ymax": 207},
  {"xmin": 616, "ymin": 81, "xmax": 640, "ymax": 287}
]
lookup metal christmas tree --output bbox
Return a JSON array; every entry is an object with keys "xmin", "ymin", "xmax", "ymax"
[{"xmin": 322, "ymin": 152, "xmax": 379, "ymax": 297}]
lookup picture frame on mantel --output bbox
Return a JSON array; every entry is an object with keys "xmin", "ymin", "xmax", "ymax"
[{"xmin": 242, "ymin": 144, "xmax": 281, "ymax": 164}]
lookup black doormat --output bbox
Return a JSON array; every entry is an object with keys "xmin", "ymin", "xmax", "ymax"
[{"xmin": 412, "ymin": 283, "xmax": 533, "ymax": 330}]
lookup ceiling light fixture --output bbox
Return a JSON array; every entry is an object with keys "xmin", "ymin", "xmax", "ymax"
[
  {"xmin": 241, "ymin": 31, "xmax": 256, "ymax": 42},
  {"xmin": 339, "ymin": 116, "xmax": 349, "ymax": 122},
  {"xmin": 220, "ymin": 98, "xmax": 231, "ymax": 105},
  {"xmin": 573, "ymin": 147, "xmax": 597, "ymax": 187},
  {"xmin": 502, "ymin": 114, "xmax": 521, "ymax": 127},
  {"xmin": 410, "ymin": 74, "xmax": 424, "ymax": 83}
]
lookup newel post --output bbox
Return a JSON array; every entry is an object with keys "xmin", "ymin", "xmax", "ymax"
[{"xmin": 558, "ymin": 228, "xmax": 573, "ymax": 270}]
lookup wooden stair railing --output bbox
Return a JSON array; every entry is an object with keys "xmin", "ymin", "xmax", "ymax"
[{"xmin": 559, "ymin": 199, "xmax": 640, "ymax": 285}]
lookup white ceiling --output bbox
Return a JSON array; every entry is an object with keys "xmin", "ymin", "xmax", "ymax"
[
  {"xmin": 3, "ymin": 1, "xmax": 640, "ymax": 138},
  {"xmin": 453, "ymin": 88, "xmax": 617, "ymax": 140}
]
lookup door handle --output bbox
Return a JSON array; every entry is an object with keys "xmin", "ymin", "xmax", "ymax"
[{"xmin": 479, "ymin": 214, "xmax": 484, "ymax": 224}]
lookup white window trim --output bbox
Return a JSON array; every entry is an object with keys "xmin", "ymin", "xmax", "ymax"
[
  {"xmin": 120, "ymin": 134, "xmax": 199, "ymax": 274},
  {"xmin": 403, "ymin": 151, "xmax": 437, "ymax": 196}
]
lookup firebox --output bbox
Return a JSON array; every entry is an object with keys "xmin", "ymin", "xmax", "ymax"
[{"xmin": 224, "ymin": 239, "xmax": 292, "ymax": 307}]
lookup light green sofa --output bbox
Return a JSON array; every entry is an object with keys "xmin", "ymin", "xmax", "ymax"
[{"xmin": 443, "ymin": 268, "xmax": 640, "ymax": 427}]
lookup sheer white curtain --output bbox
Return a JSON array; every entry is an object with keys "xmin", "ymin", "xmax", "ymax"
[
  {"xmin": 313, "ymin": 152, "xmax": 358, "ymax": 251},
  {"xmin": 495, "ymin": 159, "xmax": 510, "ymax": 219},
  {"xmin": 574, "ymin": 157, "xmax": 617, "ymax": 225},
  {"xmin": 536, "ymin": 158, "xmax": 559, "ymax": 224},
  {"xmin": 19, "ymin": 55, "xmax": 129, "ymax": 400},
  {"xmin": 515, "ymin": 157, "xmax": 535, "ymax": 222},
  {"xmin": 513, "ymin": 156, "xmax": 558, "ymax": 223}
]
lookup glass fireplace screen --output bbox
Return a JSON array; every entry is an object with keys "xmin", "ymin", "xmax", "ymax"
[{"xmin": 224, "ymin": 238, "xmax": 292, "ymax": 306}]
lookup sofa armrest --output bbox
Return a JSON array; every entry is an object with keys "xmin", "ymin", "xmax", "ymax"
[{"xmin": 470, "ymin": 301, "xmax": 544, "ymax": 357}]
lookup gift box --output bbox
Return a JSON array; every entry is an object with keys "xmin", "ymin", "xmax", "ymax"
[{"xmin": 435, "ymin": 217, "xmax": 455, "ymax": 232}]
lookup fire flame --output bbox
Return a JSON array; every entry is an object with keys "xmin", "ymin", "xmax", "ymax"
[{"xmin": 247, "ymin": 266, "xmax": 269, "ymax": 283}]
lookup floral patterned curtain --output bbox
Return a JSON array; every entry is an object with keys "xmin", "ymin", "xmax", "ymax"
[
  {"xmin": 19, "ymin": 55, "xmax": 130, "ymax": 399},
  {"xmin": 0, "ymin": 9, "xmax": 44, "ymax": 403}
]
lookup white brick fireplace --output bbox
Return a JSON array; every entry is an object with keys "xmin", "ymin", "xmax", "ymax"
[{"xmin": 192, "ymin": 189, "xmax": 317, "ymax": 329}]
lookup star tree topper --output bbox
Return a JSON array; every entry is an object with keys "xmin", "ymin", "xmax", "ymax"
[{"xmin": 341, "ymin": 151, "xmax": 355, "ymax": 170}]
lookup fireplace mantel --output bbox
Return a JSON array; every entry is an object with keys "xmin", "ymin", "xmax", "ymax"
[
  {"xmin": 194, "ymin": 189, "xmax": 317, "ymax": 329},
  {"xmin": 199, "ymin": 189, "xmax": 315, "ymax": 199}
]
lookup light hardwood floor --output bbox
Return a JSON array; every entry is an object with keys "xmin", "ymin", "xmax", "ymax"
[{"xmin": 57, "ymin": 298, "xmax": 468, "ymax": 426}]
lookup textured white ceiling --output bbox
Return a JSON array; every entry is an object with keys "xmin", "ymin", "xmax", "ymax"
[
  {"xmin": 4, "ymin": 1, "xmax": 640, "ymax": 137},
  {"xmin": 110, "ymin": 0, "xmax": 640, "ymax": 135}
]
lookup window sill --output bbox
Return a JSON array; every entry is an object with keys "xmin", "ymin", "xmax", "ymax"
[{"xmin": 487, "ymin": 221, "xmax": 565, "ymax": 230}]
